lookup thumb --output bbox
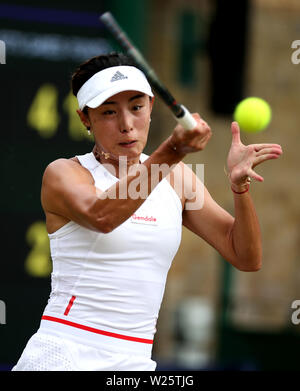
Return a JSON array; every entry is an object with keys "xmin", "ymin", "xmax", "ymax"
[{"xmin": 231, "ymin": 121, "xmax": 241, "ymax": 145}]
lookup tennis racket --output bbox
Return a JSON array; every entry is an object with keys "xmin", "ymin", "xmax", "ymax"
[{"xmin": 99, "ymin": 12, "xmax": 197, "ymax": 131}]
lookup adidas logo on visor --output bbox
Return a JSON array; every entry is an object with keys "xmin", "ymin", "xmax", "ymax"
[{"xmin": 111, "ymin": 71, "xmax": 128, "ymax": 82}]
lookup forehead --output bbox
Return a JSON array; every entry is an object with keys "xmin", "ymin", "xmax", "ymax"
[{"xmin": 102, "ymin": 90, "xmax": 146, "ymax": 104}]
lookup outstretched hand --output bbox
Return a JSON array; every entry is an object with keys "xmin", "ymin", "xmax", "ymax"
[{"xmin": 227, "ymin": 122, "xmax": 283, "ymax": 186}]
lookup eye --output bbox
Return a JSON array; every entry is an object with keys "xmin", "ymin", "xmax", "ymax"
[
  {"xmin": 103, "ymin": 109, "xmax": 116, "ymax": 115},
  {"xmin": 132, "ymin": 105, "xmax": 143, "ymax": 111}
]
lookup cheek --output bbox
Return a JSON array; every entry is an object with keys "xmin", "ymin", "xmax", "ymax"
[
  {"xmin": 91, "ymin": 117, "xmax": 115, "ymax": 139},
  {"xmin": 138, "ymin": 120, "xmax": 150, "ymax": 142},
  {"xmin": 136, "ymin": 111, "xmax": 151, "ymax": 131}
]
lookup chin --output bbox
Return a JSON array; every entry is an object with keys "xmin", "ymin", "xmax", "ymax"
[
  {"xmin": 117, "ymin": 144, "xmax": 144, "ymax": 161},
  {"xmin": 125, "ymin": 150, "xmax": 142, "ymax": 162}
]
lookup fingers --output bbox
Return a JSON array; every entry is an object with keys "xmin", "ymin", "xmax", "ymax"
[
  {"xmin": 172, "ymin": 114, "xmax": 212, "ymax": 154},
  {"xmin": 251, "ymin": 144, "xmax": 282, "ymax": 168},
  {"xmin": 254, "ymin": 144, "xmax": 283, "ymax": 154},
  {"xmin": 183, "ymin": 125, "xmax": 212, "ymax": 151},
  {"xmin": 192, "ymin": 113, "xmax": 202, "ymax": 121},
  {"xmin": 194, "ymin": 130, "xmax": 212, "ymax": 149},
  {"xmin": 252, "ymin": 153, "xmax": 281, "ymax": 169},
  {"xmin": 231, "ymin": 121, "xmax": 241, "ymax": 145},
  {"xmin": 247, "ymin": 143, "xmax": 282, "ymax": 178},
  {"xmin": 248, "ymin": 168, "xmax": 264, "ymax": 182},
  {"xmin": 255, "ymin": 146, "xmax": 282, "ymax": 155}
]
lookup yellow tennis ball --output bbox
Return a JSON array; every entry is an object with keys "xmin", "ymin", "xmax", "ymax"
[{"xmin": 233, "ymin": 97, "xmax": 272, "ymax": 133}]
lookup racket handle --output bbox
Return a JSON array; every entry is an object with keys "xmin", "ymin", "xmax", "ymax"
[{"xmin": 175, "ymin": 105, "xmax": 197, "ymax": 130}]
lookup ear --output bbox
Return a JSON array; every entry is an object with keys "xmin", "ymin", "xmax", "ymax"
[
  {"xmin": 76, "ymin": 109, "xmax": 90, "ymax": 129},
  {"xmin": 149, "ymin": 96, "xmax": 155, "ymax": 114}
]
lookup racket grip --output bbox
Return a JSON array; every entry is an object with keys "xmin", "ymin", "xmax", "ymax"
[{"xmin": 175, "ymin": 105, "xmax": 197, "ymax": 130}]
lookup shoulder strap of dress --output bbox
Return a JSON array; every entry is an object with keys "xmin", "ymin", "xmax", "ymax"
[
  {"xmin": 140, "ymin": 153, "xmax": 149, "ymax": 163},
  {"xmin": 75, "ymin": 152, "xmax": 99, "ymax": 171}
]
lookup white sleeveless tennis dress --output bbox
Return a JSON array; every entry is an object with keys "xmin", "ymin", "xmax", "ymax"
[{"xmin": 13, "ymin": 152, "xmax": 182, "ymax": 371}]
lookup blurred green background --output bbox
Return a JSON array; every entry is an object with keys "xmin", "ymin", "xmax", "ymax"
[{"xmin": 1, "ymin": 0, "xmax": 300, "ymax": 371}]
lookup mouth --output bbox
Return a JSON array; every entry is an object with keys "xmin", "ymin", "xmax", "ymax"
[{"xmin": 119, "ymin": 140, "xmax": 137, "ymax": 148}]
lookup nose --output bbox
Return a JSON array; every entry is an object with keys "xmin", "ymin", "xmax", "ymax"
[{"xmin": 118, "ymin": 110, "xmax": 133, "ymax": 133}]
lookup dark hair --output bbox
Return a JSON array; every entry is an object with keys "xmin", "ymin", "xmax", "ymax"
[{"xmin": 71, "ymin": 52, "xmax": 137, "ymax": 99}]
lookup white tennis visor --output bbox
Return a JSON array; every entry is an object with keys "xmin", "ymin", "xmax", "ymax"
[{"xmin": 77, "ymin": 65, "xmax": 154, "ymax": 110}]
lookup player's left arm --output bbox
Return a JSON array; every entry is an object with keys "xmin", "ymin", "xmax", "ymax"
[
  {"xmin": 182, "ymin": 178, "xmax": 264, "ymax": 272},
  {"xmin": 182, "ymin": 121, "xmax": 282, "ymax": 272}
]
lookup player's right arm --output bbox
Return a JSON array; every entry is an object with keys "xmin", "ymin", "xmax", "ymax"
[
  {"xmin": 41, "ymin": 143, "xmax": 184, "ymax": 234},
  {"xmin": 41, "ymin": 114, "xmax": 211, "ymax": 234},
  {"xmin": 41, "ymin": 158, "xmax": 103, "ymax": 233}
]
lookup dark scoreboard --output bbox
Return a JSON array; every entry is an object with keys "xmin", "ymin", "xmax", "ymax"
[{"xmin": 0, "ymin": 1, "xmax": 116, "ymax": 367}]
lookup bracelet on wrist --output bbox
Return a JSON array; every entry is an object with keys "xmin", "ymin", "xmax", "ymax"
[
  {"xmin": 224, "ymin": 165, "xmax": 251, "ymax": 194},
  {"xmin": 231, "ymin": 184, "xmax": 250, "ymax": 194}
]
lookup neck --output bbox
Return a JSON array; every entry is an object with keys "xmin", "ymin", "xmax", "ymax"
[{"xmin": 92, "ymin": 145, "xmax": 141, "ymax": 178}]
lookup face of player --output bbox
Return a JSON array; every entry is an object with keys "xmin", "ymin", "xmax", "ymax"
[{"xmin": 77, "ymin": 90, "xmax": 154, "ymax": 166}]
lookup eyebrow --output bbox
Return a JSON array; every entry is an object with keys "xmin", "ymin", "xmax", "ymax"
[{"xmin": 102, "ymin": 93, "xmax": 145, "ymax": 105}]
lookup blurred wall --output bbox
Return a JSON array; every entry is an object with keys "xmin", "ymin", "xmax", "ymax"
[{"xmin": 146, "ymin": 0, "xmax": 300, "ymax": 370}]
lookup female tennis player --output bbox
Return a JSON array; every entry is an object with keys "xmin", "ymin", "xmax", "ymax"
[{"xmin": 13, "ymin": 52, "xmax": 282, "ymax": 371}]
